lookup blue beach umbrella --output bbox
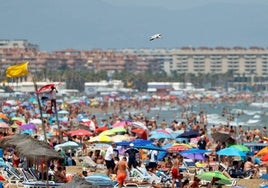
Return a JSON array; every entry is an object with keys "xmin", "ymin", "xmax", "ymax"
[
  {"xmin": 217, "ymin": 147, "xmax": 246, "ymax": 158},
  {"xmin": 149, "ymin": 132, "xmax": 173, "ymax": 140},
  {"xmin": 177, "ymin": 130, "xmax": 199, "ymax": 138},
  {"xmin": 260, "ymin": 174, "xmax": 268, "ymax": 180},
  {"xmin": 134, "ymin": 143, "xmax": 166, "ymax": 151}
]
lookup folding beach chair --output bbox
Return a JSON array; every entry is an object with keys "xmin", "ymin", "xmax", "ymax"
[
  {"xmin": 17, "ymin": 168, "xmax": 38, "ymax": 182},
  {"xmin": 4, "ymin": 162, "xmax": 24, "ymax": 181},
  {"xmin": 182, "ymin": 158, "xmax": 198, "ymax": 175}
]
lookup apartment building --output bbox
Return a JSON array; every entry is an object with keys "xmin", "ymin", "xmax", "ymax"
[
  {"xmin": 0, "ymin": 40, "xmax": 39, "ymax": 50},
  {"xmin": 1, "ymin": 40, "xmax": 268, "ymax": 79},
  {"xmin": 122, "ymin": 47, "xmax": 268, "ymax": 77},
  {"xmin": 0, "ymin": 48, "xmax": 150, "ymax": 74}
]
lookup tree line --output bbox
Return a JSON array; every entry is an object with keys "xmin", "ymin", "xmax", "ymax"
[{"xmin": 29, "ymin": 70, "xmax": 234, "ymax": 92}]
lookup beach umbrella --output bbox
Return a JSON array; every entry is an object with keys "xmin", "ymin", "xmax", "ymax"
[
  {"xmin": 0, "ymin": 122, "xmax": 9, "ymax": 129},
  {"xmin": 92, "ymin": 143, "xmax": 111, "ymax": 150},
  {"xmin": 20, "ymin": 129, "xmax": 34, "ymax": 135},
  {"xmin": 167, "ymin": 143, "xmax": 191, "ymax": 152},
  {"xmin": 229, "ymin": 144, "xmax": 250, "ymax": 152},
  {"xmin": 149, "ymin": 132, "xmax": 173, "ymax": 140},
  {"xmin": 177, "ymin": 130, "xmax": 199, "ymax": 138},
  {"xmin": 154, "ymin": 129, "xmax": 171, "ymax": 134},
  {"xmin": 132, "ymin": 121, "xmax": 148, "ymax": 130},
  {"xmin": 68, "ymin": 129, "xmax": 93, "ymax": 137},
  {"xmin": 11, "ymin": 117, "xmax": 26, "ymax": 123},
  {"xmin": 131, "ymin": 128, "xmax": 146, "ymax": 135},
  {"xmin": 110, "ymin": 127, "xmax": 127, "ymax": 134},
  {"xmin": 37, "ymin": 83, "xmax": 59, "ymax": 93},
  {"xmin": 261, "ymin": 153, "xmax": 268, "ymax": 162},
  {"xmin": 112, "ymin": 121, "xmax": 131, "ymax": 128},
  {"xmin": 196, "ymin": 171, "xmax": 231, "ymax": 185},
  {"xmin": 217, "ymin": 147, "xmax": 246, "ymax": 158},
  {"xmin": 256, "ymin": 146, "xmax": 268, "ymax": 157},
  {"xmin": 89, "ymin": 135, "xmax": 111, "ymax": 143},
  {"xmin": 20, "ymin": 123, "xmax": 37, "ymax": 130},
  {"xmin": 116, "ymin": 139, "xmax": 152, "ymax": 147},
  {"xmin": 95, "ymin": 126, "xmax": 109, "ymax": 134},
  {"xmin": 134, "ymin": 143, "xmax": 166, "ymax": 151},
  {"xmin": 54, "ymin": 141, "xmax": 80, "ymax": 151},
  {"xmin": 111, "ymin": 135, "xmax": 129, "ymax": 142},
  {"xmin": 0, "ymin": 174, "xmax": 5, "ymax": 181},
  {"xmin": 211, "ymin": 131, "xmax": 233, "ymax": 143},
  {"xmin": 58, "ymin": 110, "xmax": 69, "ymax": 115},
  {"xmin": 5, "ymin": 100, "xmax": 17, "ymax": 106},
  {"xmin": 260, "ymin": 174, "xmax": 268, "ymax": 180},
  {"xmin": 100, "ymin": 127, "xmax": 127, "ymax": 136},
  {"xmin": 181, "ymin": 152, "xmax": 206, "ymax": 161},
  {"xmin": 180, "ymin": 148, "xmax": 210, "ymax": 161},
  {"xmin": 0, "ymin": 113, "xmax": 9, "ymax": 121}
]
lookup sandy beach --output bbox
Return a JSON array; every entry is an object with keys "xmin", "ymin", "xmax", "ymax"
[{"xmin": 64, "ymin": 158, "xmax": 266, "ymax": 188}]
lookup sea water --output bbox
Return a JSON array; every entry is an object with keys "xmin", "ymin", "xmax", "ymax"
[{"xmin": 93, "ymin": 100, "xmax": 268, "ymax": 133}]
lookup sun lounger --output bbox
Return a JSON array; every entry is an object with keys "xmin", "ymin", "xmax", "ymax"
[
  {"xmin": 28, "ymin": 167, "xmax": 41, "ymax": 180},
  {"xmin": 79, "ymin": 156, "xmax": 97, "ymax": 168},
  {"xmin": 130, "ymin": 167, "xmax": 161, "ymax": 184},
  {"xmin": 17, "ymin": 168, "xmax": 38, "ymax": 182},
  {"xmin": 4, "ymin": 165, "xmax": 24, "ymax": 181}
]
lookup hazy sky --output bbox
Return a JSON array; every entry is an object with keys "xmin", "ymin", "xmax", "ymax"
[{"xmin": 1, "ymin": 0, "xmax": 268, "ymax": 51}]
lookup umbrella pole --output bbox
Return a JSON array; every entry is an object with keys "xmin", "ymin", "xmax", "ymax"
[
  {"xmin": 53, "ymin": 100, "xmax": 63, "ymax": 143},
  {"xmin": 33, "ymin": 76, "xmax": 48, "ymax": 142}
]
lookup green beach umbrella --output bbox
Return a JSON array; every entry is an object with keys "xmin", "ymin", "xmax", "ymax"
[
  {"xmin": 229, "ymin": 144, "xmax": 250, "ymax": 152},
  {"xmin": 196, "ymin": 171, "xmax": 231, "ymax": 185},
  {"xmin": 110, "ymin": 127, "xmax": 127, "ymax": 134},
  {"xmin": 100, "ymin": 127, "xmax": 127, "ymax": 136}
]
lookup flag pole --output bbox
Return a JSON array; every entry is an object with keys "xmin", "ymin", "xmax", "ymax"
[{"xmin": 32, "ymin": 75, "xmax": 48, "ymax": 142}]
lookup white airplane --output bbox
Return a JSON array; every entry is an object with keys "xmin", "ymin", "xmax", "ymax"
[{"xmin": 149, "ymin": 33, "xmax": 161, "ymax": 41}]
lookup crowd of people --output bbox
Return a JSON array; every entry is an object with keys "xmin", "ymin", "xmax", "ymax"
[{"xmin": 0, "ymin": 88, "xmax": 268, "ymax": 187}]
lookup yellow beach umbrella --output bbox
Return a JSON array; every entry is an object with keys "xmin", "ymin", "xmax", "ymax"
[
  {"xmin": 111, "ymin": 135, "xmax": 129, "ymax": 142},
  {"xmin": 99, "ymin": 130, "xmax": 115, "ymax": 136},
  {"xmin": 0, "ymin": 113, "xmax": 9, "ymax": 121},
  {"xmin": 89, "ymin": 135, "xmax": 111, "ymax": 143},
  {"xmin": 256, "ymin": 146, "xmax": 268, "ymax": 157}
]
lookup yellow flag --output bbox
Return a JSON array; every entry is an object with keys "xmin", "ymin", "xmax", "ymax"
[{"xmin": 6, "ymin": 62, "xmax": 29, "ymax": 78}]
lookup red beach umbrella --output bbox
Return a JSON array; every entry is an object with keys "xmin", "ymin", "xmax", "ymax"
[
  {"xmin": 68, "ymin": 129, "xmax": 93, "ymax": 137},
  {"xmin": 261, "ymin": 153, "xmax": 268, "ymax": 162},
  {"xmin": 0, "ymin": 174, "xmax": 5, "ymax": 181},
  {"xmin": 95, "ymin": 126, "xmax": 109, "ymax": 134},
  {"xmin": 167, "ymin": 143, "xmax": 191, "ymax": 152}
]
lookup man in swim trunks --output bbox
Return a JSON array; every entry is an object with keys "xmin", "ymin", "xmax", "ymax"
[
  {"xmin": 171, "ymin": 154, "xmax": 182, "ymax": 188},
  {"xmin": 114, "ymin": 156, "xmax": 129, "ymax": 188}
]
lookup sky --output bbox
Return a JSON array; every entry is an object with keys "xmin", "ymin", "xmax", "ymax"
[{"xmin": 0, "ymin": 0, "xmax": 268, "ymax": 52}]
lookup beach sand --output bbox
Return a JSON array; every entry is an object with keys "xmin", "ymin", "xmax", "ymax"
[{"xmin": 65, "ymin": 161, "xmax": 266, "ymax": 188}]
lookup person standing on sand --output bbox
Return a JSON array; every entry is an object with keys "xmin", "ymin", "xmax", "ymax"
[
  {"xmin": 104, "ymin": 142, "xmax": 116, "ymax": 177},
  {"xmin": 114, "ymin": 156, "xmax": 129, "ymax": 188},
  {"xmin": 124, "ymin": 143, "xmax": 139, "ymax": 169},
  {"xmin": 171, "ymin": 154, "xmax": 182, "ymax": 188},
  {"xmin": 49, "ymin": 86, "xmax": 58, "ymax": 113}
]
